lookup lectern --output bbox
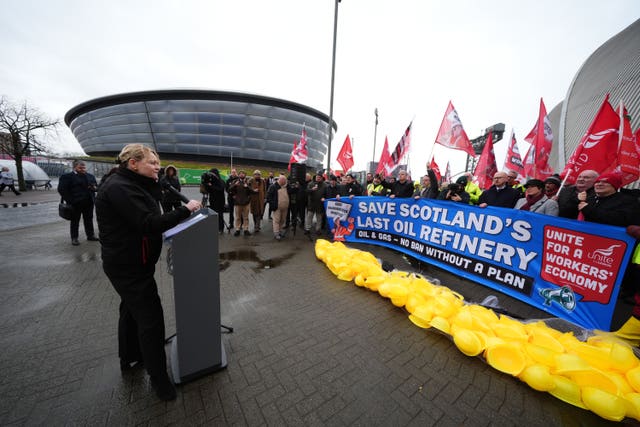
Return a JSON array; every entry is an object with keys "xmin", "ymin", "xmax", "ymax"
[{"xmin": 163, "ymin": 208, "xmax": 227, "ymax": 384}]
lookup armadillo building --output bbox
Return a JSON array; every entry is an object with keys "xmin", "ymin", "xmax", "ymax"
[{"xmin": 65, "ymin": 90, "xmax": 334, "ymax": 169}]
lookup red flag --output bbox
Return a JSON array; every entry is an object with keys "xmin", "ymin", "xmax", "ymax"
[
  {"xmin": 523, "ymin": 98, "xmax": 554, "ymax": 179},
  {"xmin": 503, "ymin": 130, "xmax": 525, "ymax": 180},
  {"xmin": 287, "ymin": 141, "xmax": 298, "ymax": 171},
  {"xmin": 336, "ymin": 135, "xmax": 354, "ymax": 172},
  {"xmin": 291, "ymin": 126, "xmax": 308, "ymax": 163},
  {"xmin": 375, "ymin": 136, "xmax": 391, "ymax": 175},
  {"xmin": 615, "ymin": 101, "xmax": 639, "ymax": 186},
  {"xmin": 429, "ymin": 157, "xmax": 442, "ymax": 182},
  {"xmin": 389, "ymin": 122, "xmax": 412, "ymax": 167},
  {"xmin": 443, "ymin": 161, "xmax": 451, "ymax": 184},
  {"xmin": 473, "ymin": 131, "xmax": 497, "ymax": 190},
  {"xmin": 435, "ymin": 101, "xmax": 475, "ymax": 157},
  {"xmin": 560, "ymin": 94, "xmax": 619, "ymax": 184}
]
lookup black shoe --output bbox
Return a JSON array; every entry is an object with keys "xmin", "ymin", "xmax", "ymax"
[
  {"xmin": 303, "ymin": 229, "xmax": 310, "ymax": 235},
  {"xmin": 233, "ymin": 230, "xmax": 240, "ymax": 236},
  {"xmin": 244, "ymin": 230, "xmax": 251, "ymax": 236},
  {"xmin": 71, "ymin": 239, "xmax": 80, "ymax": 246},
  {"xmin": 151, "ymin": 374, "xmax": 177, "ymax": 401},
  {"xmin": 87, "ymin": 236, "xmax": 99, "ymax": 241}
]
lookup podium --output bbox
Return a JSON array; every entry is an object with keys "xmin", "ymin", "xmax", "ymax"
[{"xmin": 163, "ymin": 208, "xmax": 227, "ymax": 384}]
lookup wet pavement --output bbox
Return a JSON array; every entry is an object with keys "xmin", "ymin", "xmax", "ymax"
[{"xmin": 0, "ymin": 186, "xmax": 637, "ymax": 426}]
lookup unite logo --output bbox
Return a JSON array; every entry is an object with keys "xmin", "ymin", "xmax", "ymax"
[
  {"xmin": 583, "ymin": 128, "xmax": 617, "ymax": 149},
  {"xmin": 587, "ymin": 244, "xmax": 622, "ymax": 266}
]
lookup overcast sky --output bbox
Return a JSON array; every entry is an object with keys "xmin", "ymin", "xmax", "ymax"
[{"xmin": 1, "ymin": 0, "xmax": 638, "ymax": 174}]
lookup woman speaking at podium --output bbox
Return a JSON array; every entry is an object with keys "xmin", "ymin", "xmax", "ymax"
[{"xmin": 95, "ymin": 143, "xmax": 201, "ymax": 401}]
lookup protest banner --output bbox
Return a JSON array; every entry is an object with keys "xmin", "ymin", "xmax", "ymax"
[{"xmin": 324, "ymin": 197, "xmax": 635, "ymax": 330}]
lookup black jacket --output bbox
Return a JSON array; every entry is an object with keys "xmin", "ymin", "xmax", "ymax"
[
  {"xmin": 95, "ymin": 168, "xmax": 190, "ymax": 267},
  {"xmin": 478, "ymin": 186, "xmax": 522, "ymax": 208},
  {"xmin": 58, "ymin": 171, "xmax": 97, "ymax": 205},
  {"xmin": 389, "ymin": 180, "xmax": 414, "ymax": 198},
  {"xmin": 201, "ymin": 172, "xmax": 226, "ymax": 211},
  {"xmin": 266, "ymin": 182, "xmax": 296, "ymax": 212},
  {"xmin": 557, "ymin": 186, "xmax": 596, "ymax": 219},
  {"xmin": 581, "ymin": 192, "xmax": 640, "ymax": 227}
]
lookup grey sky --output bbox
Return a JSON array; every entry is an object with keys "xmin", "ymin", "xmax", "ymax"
[{"xmin": 1, "ymin": 0, "xmax": 638, "ymax": 173}]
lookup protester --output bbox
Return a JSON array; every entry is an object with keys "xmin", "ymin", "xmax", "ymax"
[
  {"xmin": 478, "ymin": 171, "xmax": 522, "ymax": 208},
  {"xmin": 267, "ymin": 175, "xmax": 295, "ymax": 240},
  {"xmin": 95, "ymin": 143, "xmax": 201, "ymax": 401},
  {"xmin": 228, "ymin": 170, "xmax": 253, "ymax": 236},
  {"xmin": 337, "ymin": 173, "xmax": 362, "ymax": 199},
  {"xmin": 159, "ymin": 165, "xmax": 181, "ymax": 213},
  {"xmin": 304, "ymin": 173, "xmax": 326, "ymax": 235},
  {"xmin": 367, "ymin": 174, "xmax": 387, "ymax": 196},
  {"xmin": 557, "ymin": 169, "xmax": 598, "ymax": 219},
  {"xmin": 543, "ymin": 174, "xmax": 561, "ymax": 198},
  {"xmin": 414, "ymin": 168, "xmax": 439, "ymax": 199},
  {"xmin": 507, "ymin": 170, "xmax": 525, "ymax": 195},
  {"xmin": 455, "ymin": 174, "xmax": 482, "ymax": 204},
  {"xmin": 201, "ymin": 168, "xmax": 226, "ymax": 234},
  {"xmin": 225, "ymin": 168, "xmax": 238, "ymax": 227},
  {"xmin": 58, "ymin": 160, "xmax": 99, "ymax": 245},
  {"xmin": 437, "ymin": 182, "xmax": 470, "ymax": 203},
  {"xmin": 248, "ymin": 170, "xmax": 266, "ymax": 233},
  {"xmin": 388, "ymin": 170, "xmax": 414, "ymax": 198},
  {"xmin": 514, "ymin": 179, "xmax": 559, "ymax": 215},
  {"xmin": 578, "ymin": 172, "xmax": 640, "ymax": 226},
  {"xmin": 0, "ymin": 166, "xmax": 21, "ymax": 195}
]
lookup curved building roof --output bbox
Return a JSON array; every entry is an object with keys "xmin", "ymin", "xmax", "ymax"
[
  {"xmin": 553, "ymin": 18, "xmax": 640, "ymax": 172},
  {"xmin": 65, "ymin": 90, "xmax": 335, "ymax": 168}
]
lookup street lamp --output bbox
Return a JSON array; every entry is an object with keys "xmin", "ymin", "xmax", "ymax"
[
  {"xmin": 326, "ymin": 0, "xmax": 340, "ymax": 173},
  {"xmin": 372, "ymin": 107, "xmax": 378, "ymax": 164}
]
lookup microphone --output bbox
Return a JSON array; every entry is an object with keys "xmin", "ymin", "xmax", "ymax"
[{"xmin": 162, "ymin": 182, "xmax": 190, "ymax": 204}]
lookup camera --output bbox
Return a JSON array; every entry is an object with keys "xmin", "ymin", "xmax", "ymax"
[{"xmin": 448, "ymin": 183, "xmax": 461, "ymax": 194}]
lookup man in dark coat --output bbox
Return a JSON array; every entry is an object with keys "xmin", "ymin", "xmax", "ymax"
[
  {"xmin": 389, "ymin": 170, "xmax": 414, "ymax": 198},
  {"xmin": 202, "ymin": 168, "xmax": 226, "ymax": 233},
  {"xmin": 557, "ymin": 169, "xmax": 598, "ymax": 219},
  {"xmin": 478, "ymin": 171, "xmax": 522, "ymax": 208},
  {"xmin": 58, "ymin": 160, "xmax": 98, "ymax": 245}
]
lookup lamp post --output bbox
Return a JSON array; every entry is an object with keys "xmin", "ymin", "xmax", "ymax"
[
  {"xmin": 326, "ymin": 0, "xmax": 340, "ymax": 173},
  {"xmin": 372, "ymin": 107, "xmax": 378, "ymax": 164}
]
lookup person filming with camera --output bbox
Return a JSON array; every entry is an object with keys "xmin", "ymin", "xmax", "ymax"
[{"xmin": 437, "ymin": 182, "xmax": 470, "ymax": 204}]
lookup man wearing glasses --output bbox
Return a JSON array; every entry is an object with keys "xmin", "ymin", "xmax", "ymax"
[{"xmin": 478, "ymin": 171, "xmax": 522, "ymax": 208}]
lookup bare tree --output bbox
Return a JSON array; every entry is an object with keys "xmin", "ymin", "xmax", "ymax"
[{"xmin": 0, "ymin": 96, "xmax": 59, "ymax": 190}]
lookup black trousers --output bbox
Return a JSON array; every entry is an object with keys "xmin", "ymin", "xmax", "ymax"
[
  {"xmin": 70, "ymin": 199, "xmax": 95, "ymax": 239},
  {"xmin": 103, "ymin": 264, "xmax": 167, "ymax": 378}
]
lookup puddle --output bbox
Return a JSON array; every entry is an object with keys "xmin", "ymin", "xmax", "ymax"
[{"xmin": 218, "ymin": 248, "xmax": 293, "ymax": 272}]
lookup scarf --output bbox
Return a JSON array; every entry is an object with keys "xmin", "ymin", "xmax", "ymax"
[{"xmin": 519, "ymin": 192, "xmax": 544, "ymax": 211}]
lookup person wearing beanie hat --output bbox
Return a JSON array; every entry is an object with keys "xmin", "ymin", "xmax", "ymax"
[
  {"xmin": 455, "ymin": 173, "xmax": 482, "ymax": 204},
  {"xmin": 578, "ymin": 171, "xmax": 640, "ymax": 227},
  {"xmin": 514, "ymin": 179, "xmax": 558, "ymax": 216}
]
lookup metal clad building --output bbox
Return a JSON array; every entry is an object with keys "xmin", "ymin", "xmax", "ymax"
[
  {"xmin": 553, "ymin": 18, "xmax": 640, "ymax": 171},
  {"xmin": 65, "ymin": 90, "xmax": 334, "ymax": 169}
]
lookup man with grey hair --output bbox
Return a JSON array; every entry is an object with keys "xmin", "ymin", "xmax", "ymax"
[
  {"xmin": 478, "ymin": 171, "xmax": 522, "ymax": 208},
  {"xmin": 557, "ymin": 169, "xmax": 598, "ymax": 219},
  {"xmin": 58, "ymin": 160, "xmax": 98, "ymax": 245}
]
